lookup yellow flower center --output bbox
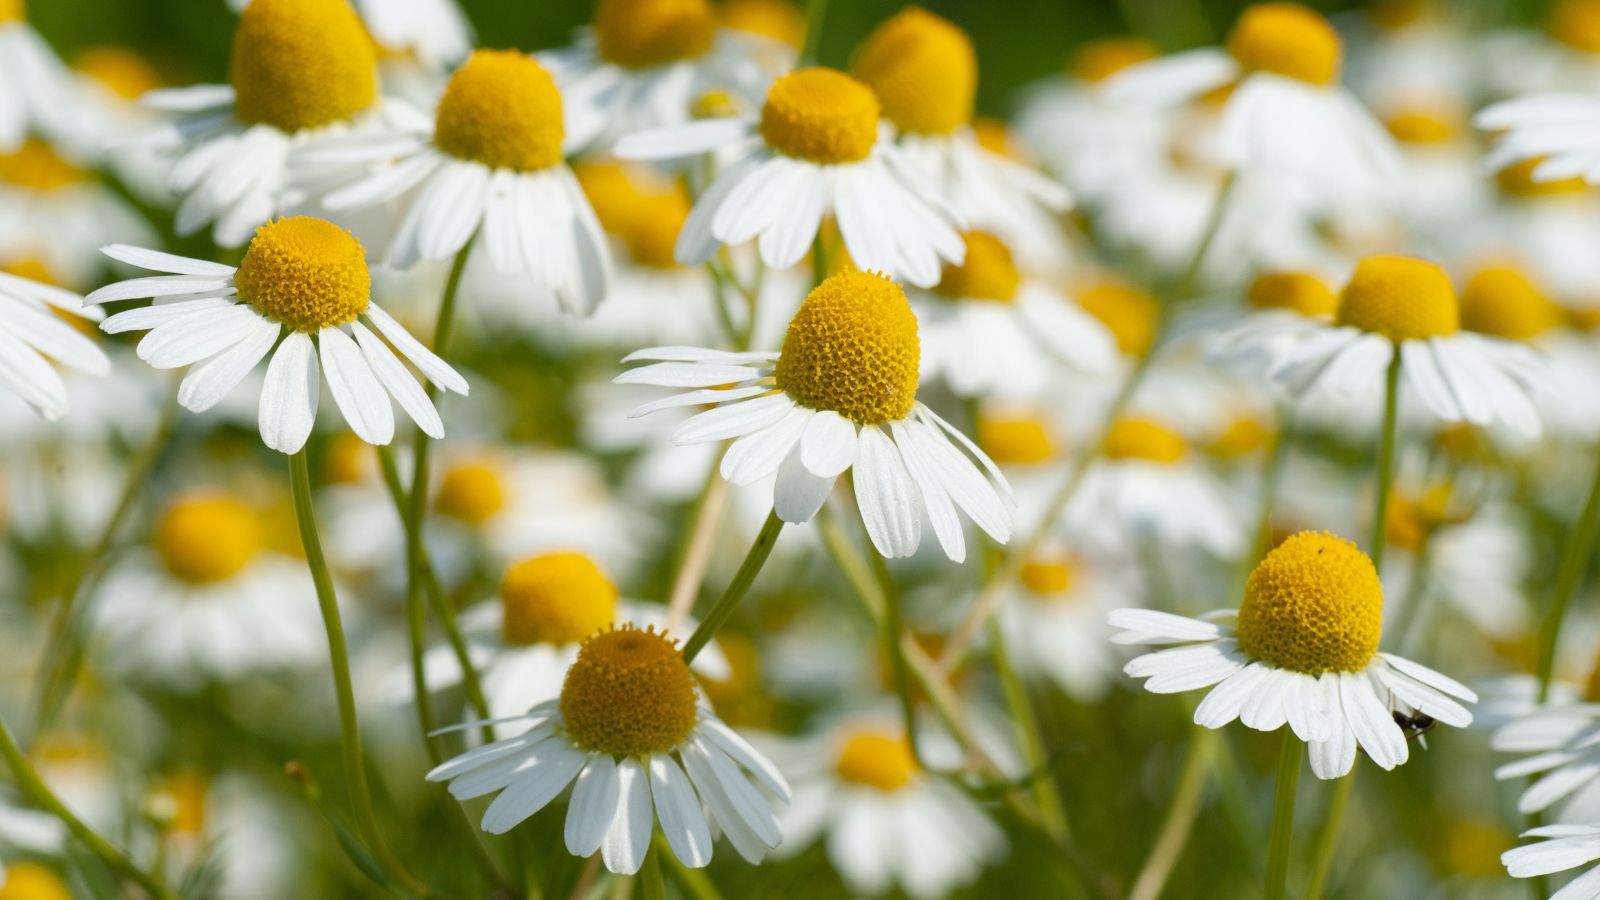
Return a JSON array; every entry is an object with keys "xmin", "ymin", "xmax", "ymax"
[
  {"xmin": 721, "ymin": 0, "xmax": 805, "ymax": 48},
  {"xmin": 156, "ymin": 771, "xmax": 209, "ymax": 836},
  {"xmin": 0, "ymin": 139, "xmax": 87, "ymax": 192},
  {"xmin": 1383, "ymin": 102, "xmax": 1462, "ymax": 145},
  {"xmin": 0, "ymin": 0, "xmax": 19, "ymax": 24},
  {"xmin": 1249, "ymin": 271, "xmax": 1338, "ymax": 317},
  {"xmin": 559, "ymin": 625, "xmax": 698, "ymax": 756},
  {"xmin": 1335, "ymin": 255, "xmax": 1458, "ymax": 342},
  {"xmin": 1020, "ymin": 554, "xmax": 1077, "ymax": 597},
  {"xmin": 434, "ymin": 460, "xmax": 507, "ymax": 526},
  {"xmin": 1496, "ymin": 158, "xmax": 1591, "ymax": 198},
  {"xmin": 73, "ymin": 47, "xmax": 162, "ymax": 100},
  {"xmin": 234, "ymin": 217, "xmax": 370, "ymax": 332},
  {"xmin": 979, "ymin": 413, "xmax": 1057, "ymax": 465},
  {"xmin": 500, "ymin": 552, "xmax": 619, "ymax": 647},
  {"xmin": 834, "ymin": 731, "xmax": 916, "ymax": 791},
  {"xmin": 0, "ymin": 864, "xmax": 72, "ymax": 900},
  {"xmin": 1460, "ymin": 263, "xmax": 1563, "ymax": 342},
  {"xmin": 623, "ymin": 193, "xmax": 690, "ymax": 268},
  {"xmin": 1103, "ymin": 417, "xmax": 1188, "ymax": 464},
  {"xmin": 155, "ymin": 494, "xmax": 261, "ymax": 585},
  {"xmin": 852, "ymin": 7, "xmax": 976, "ymax": 137},
  {"xmin": 1075, "ymin": 280, "xmax": 1158, "ymax": 356},
  {"xmin": 972, "ymin": 117, "xmax": 1018, "ymax": 158},
  {"xmin": 1551, "ymin": 0, "xmax": 1600, "ymax": 53},
  {"xmin": 595, "ymin": 0, "xmax": 716, "ymax": 69},
  {"xmin": 1071, "ymin": 37, "xmax": 1159, "ymax": 82},
  {"xmin": 324, "ymin": 432, "xmax": 372, "ymax": 485},
  {"xmin": 1437, "ymin": 819, "xmax": 1516, "ymax": 879},
  {"xmin": 935, "ymin": 231, "xmax": 1020, "ymax": 303},
  {"xmin": 773, "ymin": 269, "xmax": 920, "ymax": 424},
  {"xmin": 1209, "ymin": 414, "xmax": 1273, "ymax": 459},
  {"xmin": 230, "ymin": 0, "xmax": 377, "ymax": 134},
  {"xmin": 1236, "ymin": 531, "xmax": 1383, "ymax": 674},
  {"xmin": 435, "ymin": 50, "xmax": 565, "ymax": 173},
  {"xmin": 1384, "ymin": 483, "xmax": 1454, "ymax": 553},
  {"xmin": 760, "ymin": 68, "xmax": 881, "ymax": 165},
  {"xmin": 1226, "ymin": 3, "xmax": 1343, "ymax": 87}
]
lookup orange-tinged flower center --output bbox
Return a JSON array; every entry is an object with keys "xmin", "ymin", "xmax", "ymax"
[
  {"xmin": 595, "ymin": 0, "xmax": 717, "ymax": 68},
  {"xmin": 434, "ymin": 460, "xmax": 507, "ymax": 526},
  {"xmin": 774, "ymin": 269, "xmax": 920, "ymax": 424},
  {"xmin": 560, "ymin": 625, "xmax": 698, "ymax": 755},
  {"xmin": 155, "ymin": 494, "xmax": 260, "ymax": 584},
  {"xmin": 1237, "ymin": 531, "xmax": 1383, "ymax": 674},
  {"xmin": 234, "ymin": 217, "xmax": 370, "ymax": 332}
]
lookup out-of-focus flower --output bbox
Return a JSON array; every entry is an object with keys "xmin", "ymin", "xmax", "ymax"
[{"xmin": 0, "ymin": 266, "xmax": 107, "ymax": 420}]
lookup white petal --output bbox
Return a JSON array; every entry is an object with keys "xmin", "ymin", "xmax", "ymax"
[
  {"xmin": 320, "ymin": 326, "xmax": 395, "ymax": 445},
  {"xmin": 601, "ymin": 758, "xmax": 653, "ymax": 875},
  {"xmin": 564, "ymin": 754, "xmax": 620, "ymax": 858},
  {"xmin": 649, "ymin": 753, "xmax": 714, "ymax": 868},
  {"xmin": 258, "ymin": 332, "xmax": 319, "ymax": 454},
  {"xmin": 853, "ymin": 424, "xmax": 921, "ymax": 558},
  {"xmin": 177, "ymin": 314, "xmax": 280, "ymax": 412}
]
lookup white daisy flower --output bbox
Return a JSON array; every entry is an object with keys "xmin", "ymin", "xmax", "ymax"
[
  {"xmin": 617, "ymin": 269, "xmax": 1013, "ymax": 562},
  {"xmin": 428, "ymin": 624, "xmax": 790, "ymax": 874},
  {"xmin": 1112, "ymin": 530, "xmax": 1478, "ymax": 779},
  {"xmin": 151, "ymin": 773, "xmax": 303, "ymax": 900},
  {"xmin": 225, "ymin": 0, "xmax": 472, "ymax": 70},
  {"xmin": 0, "ymin": 138, "xmax": 157, "ymax": 286},
  {"xmin": 1207, "ymin": 268, "xmax": 1341, "ymax": 383},
  {"xmin": 1495, "ymin": 702, "xmax": 1600, "ymax": 825},
  {"xmin": 93, "ymin": 491, "xmax": 326, "ymax": 687},
  {"xmin": 63, "ymin": 47, "xmax": 174, "ymax": 201},
  {"xmin": 0, "ymin": 266, "xmax": 108, "ymax": 420},
  {"xmin": 1104, "ymin": 2, "xmax": 1401, "ymax": 201},
  {"xmin": 541, "ymin": 0, "xmax": 783, "ymax": 155},
  {"xmin": 315, "ymin": 49, "xmax": 612, "ymax": 316},
  {"xmin": 143, "ymin": 0, "xmax": 408, "ymax": 247},
  {"xmin": 87, "ymin": 216, "xmax": 468, "ymax": 455},
  {"xmin": 0, "ymin": 1, "xmax": 80, "ymax": 152},
  {"xmin": 0, "ymin": 803, "xmax": 63, "ymax": 887},
  {"xmin": 1502, "ymin": 824, "xmax": 1600, "ymax": 899},
  {"xmin": 851, "ymin": 8, "xmax": 1072, "ymax": 265},
  {"xmin": 998, "ymin": 547, "xmax": 1136, "ymax": 701},
  {"xmin": 1212, "ymin": 254, "xmax": 1544, "ymax": 437},
  {"xmin": 913, "ymin": 230, "xmax": 1117, "ymax": 398},
  {"xmin": 615, "ymin": 67, "xmax": 967, "ymax": 288}
]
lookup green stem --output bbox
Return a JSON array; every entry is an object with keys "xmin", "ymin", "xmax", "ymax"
[
  {"xmin": 1386, "ymin": 539, "xmax": 1435, "ymax": 656},
  {"xmin": 1173, "ymin": 171, "xmax": 1236, "ymax": 300},
  {"xmin": 1536, "ymin": 445, "xmax": 1600, "ymax": 702},
  {"xmin": 639, "ymin": 846, "xmax": 667, "ymax": 900},
  {"xmin": 289, "ymin": 450, "xmax": 431, "ymax": 899},
  {"xmin": 801, "ymin": 0, "xmax": 830, "ymax": 63},
  {"xmin": 1248, "ymin": 404, "xmax": 1298, "ymax": 569},
  {"xmin": 0, "ymin": 713, "xmax": 175, "ymax": 899},
  {"xmin": 1303, "ymin": 771, "xmax": 1356, "ymax": 900},
  {"xmin": 680, "ymin": 511, "xmax": 783, "ymax": 663},
  {"xmin": 988, "ymin": 619, "xmax": 1072, "ymax": 841},
  {"xmin": 1369, "ymin": 350, "xmax": 1403, "ymax": 573},
  {"xmin": 1128, "ymin": 727, "xmax": 1218, "ymax": 900},
  {"xmin": 655, "ymin": 833, "xmax": 723, "ymax": 900},
  {"xmin": 1263, "ymin": 730, "xmax": 1301, "ymax": 900}
]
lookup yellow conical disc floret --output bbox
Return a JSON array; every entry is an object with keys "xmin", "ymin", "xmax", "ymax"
[
  {"xmin": 980, "ymin": 413, "xmax": 1057, "ymax": 464},
  {"xmin": 500, "ymin": 553, "xmax": 619, "ymax": 647},
  {"xmin": 722, "ymin": 0, "xmax": 805, "ymax": 48},
  {"xmin": 0, "ymin": 864, "xmax": 72, "ymax": 900},
  {"xmin": 1551, "ymin": 0, "xmax": 1600, "ymax": 52},
  {"xmin": 1236, "ymin": 531, "xmax": 1383, "ymax": 674},
  {"xmin": 1075, "ymin": 279, "xmax": 1158, "ymax": 356},
  {"xmin": 774, "ymin": 269, "xmax": 920, "ymax": 424},
  {"xmin": 234, "ymin": 217, "xmax": 370, "ymax": 332},
  {"xmin": 435, "ymin": 50, "xmax": 565, "ymax": 173},
  {"xmin": 1496, "ymin": 158, "xmax": 1591, "ymax": 198},
  {"xmin": 229, "ymin": 0, "xmax": 378, "ymax": 134},
  {"xmin": 760, "ymin": 67, "xmax": 881, "ymax": 165},
  {"xmin": 74, "ymin": 47, "xmax": 162, "ymax": 101},
  {"xmin": 1209, "ymin": 414, "xmax": 1273, "ymax": 459},
  {"xmin": 1226, "ymin": 3, "xmax": 1343, "ymax": 87},
  {"xmin": 1071, "ymin": 37, "xmax": 1159, "ymax": 82},
  {"xmin": 1249, "ymin": 271, "xmax": 1338, "ymax": 317},
  {"xmin": 155, "ymin": 494, "xmax": 261, "ymax": 585},
  {"xmin": 560, "ymin": 625, "xmax": 698, "ymax": 755},
  {"xmin": 0, "ymin": 139, "xmax": 87, "ymax": 192},
  {"xmin": 595, "ymin": 0, "xmax": 716, "ymax": 69},
  {"xmin": 852, "ymin": 7, "xmax": 976, "ymax": 137},
  {"xmin": 1460, "ymin": 263, "xmax": 1563, "ymax": 342},
  {"xmin": 434, "ymin": 460, "xmax": 506, "ymax": 525},
  {"xmin": 1020, "ymin": 554, "xmax": 1077, "ymax": 597},
  {"xmin": 834, "ymin": 730, "xmax": 916, "ymax": 791},
  {"xmin": 1383, "ymin": 101, "xmax": 1462, "ymax": 145},
  {"xmin": 935, "ymin": 231, "xmax": 1020, "ymax": 303},
  {"xmin": 1335, "ymin": 255, "xmax": 1458, "ymax": 342},
  {"xmin": 1104, "ymin": 417, "xmax": 1187, "ymax": 464}
]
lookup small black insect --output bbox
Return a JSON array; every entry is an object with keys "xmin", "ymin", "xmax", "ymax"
[{"xmin": 1393, "ymin": 711, "xmax": 1438, "ymax": 742}]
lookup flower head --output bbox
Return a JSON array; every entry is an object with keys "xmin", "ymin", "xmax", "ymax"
[
  {"xmin": 1459, "ymin": 263, "xmax": 1563, "ymax": 342},
  {"xmin": 155, "ymin": 494, "xmax": 261, "ymax": 585},
  {"xmin": 934, "ymin": 231, "xmax": 1020, "ymax": 303},
  {"xmin": 759, "ymin": 67, "xmax": 881, "ymax": 164},
  {"xmin": 1236, "ymin": 531, "xmax": 1383, "ymax": 675},
  {"xmin": 435, "ymin": 50, "xmax": 565, "ymax": 172},
  {"xmin": 853, "ymin": 8, "xmax": 977, "ymax": 136},
  {"xmin": 834, "ymin": 730, "xmax": 916, "ymax": 791},
  {"xmin": 229, "ymin": 0, "xmax": 378, "ymax": 134},
  {"xmin": 772, "ymin": 269, "xmax": 920, "ymax": 425},
  {"xmin": 1335, "ymin": 255, "xmax": 1458, "ymax": 342},
  {"xmin": 1226, "ymin": 2, "xmax": 1342, "ymax": 86},
  {"xmin": 560, "ymin": 625, "xmax": 699, "ymax": 756},
  {"xmin": 1248, "ymin": 271, "xmax": 1337, "ymax": 318},
  {"xmin": 234, "ymin": 217, "xmax": 370, "ymax": 333},
  {"xmin": 594, "ymin": 0, "xmax": 717, "ymax": 69},
  {"xmin": 501, "ymin": 553, "xmax": 619, "ymax": 647}
]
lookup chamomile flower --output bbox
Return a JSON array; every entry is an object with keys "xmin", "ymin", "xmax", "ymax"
[
  {"xmin": 998, "ymin": 548, "xmax": 1136, "ymax": 701},
  {"xmin": 0, "ymin": 807, "xmax": 62, "ymax": 887},
  {"xmin": 428, "ymin": 625, "xmax": 790, "ymax": 874},
  {"xmin": 142, "ymin": 0, "xmax": 414, "ymax": 247},
  {"xmin": 1105, "ymin": 2, "xmax": 1401, "ymax": 200},
  {"xmin": 316, "ymin": 50, "xmax": 612, "ymax": 315},
  {"xmin": 541, "ymin": 0, "xmax": 782, "ymax": 154},
  {"xmin": 1113, "ymin": 530, "xmax": 1477, "ymax": 779},
  {"xmin": 0, "ymin": 0, "xmax": 80, "ymax": 152},
  {"xmin": 0, "ymin": 138, "xmax": 156, "ymax": 285},
  {"xmin": 87, "ymin": 216, "xmax": 468, "ymax": 454},
  {"xmin": 1216, "ymin": 255, "xmax": 1544, "ymax": 437},
  {"xmin": 226, "ymin": 0, "xmax": 472, "ymax": 70},
  {"xmin": 853, "ymin": 9, "xmax": 1071, "ymax": 262},
  {"xmin": 0, "ymin": 266, "xmax": 108, "ymax": 420},
  {"xmin": 913, "ymin": 231, "xmax": 1117, "ymax": 398},
  {"xmin": 617, "ymin": 269, "xmax": 1013, "ymax": 562},
  {"xmin": 92, "ymin": 492, "xmax": 325, "ymax": 686},
  {"xmin": 1493, "ymin": 685, "xmax": 1600, "ymax": 825},
  {"xmin": 615, "ymin": 67, "xmax": 967, "ymax": 288}
]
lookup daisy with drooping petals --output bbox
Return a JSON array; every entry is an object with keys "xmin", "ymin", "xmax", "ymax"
[
  {"xmin": 615, "ymin": 67, "xmax": 967, "ymax": 288},
  {"xmin": 87, "ymin": 216, "xmax": 468, "ymax": 454},
  {"xmin": 913, "ymin": 231, "xmax": 1116, "ymax": 398},
  {"xmin": 853, "ymin": 8, "xmax": 1071, "ymax": 260},
  {"xmin": 1105, "ymin": 2, "xmax": 1401, "ymax": 200},
  {"xmin": 617, "ymin": 269, "xmax": 1013, "ymax": 562},
  {"xmin": 428, "ymin": 625, "xmax": 790, "ymax": 874},
  {"xmin": 1214, "ymin": 255, "xmax": 1544, "ymax": 437},
  {"xmin": 0, "ymin": 0, "xmax": 81, "ymax": 152},
  {"xmin": 0, "ymin": 267, "xmax": 107, "ymax": 421},
  {"xmin": 315, "ymin": 50, "xmax": 612, "ymax": 315},
  {"xmin": 541, "ymin": 0, "xmax": 783, "ymax": 154},
  {"xmin": 1112, "ymin": 530, "xmax": 1477, "ymax": 779},
  {"xmin": 143, "ymin": 0, "xmax": 415, "ymax": 247},
  {"xmin": 93, "ymin": 491, "xmax": 325, "ymax": 688},
  {"xmin": 1503, "ymin": 824, "xmax": 1600, "ymax": 899}
]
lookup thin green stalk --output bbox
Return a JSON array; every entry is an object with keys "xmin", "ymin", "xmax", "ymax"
[
  {"xmin": 655, "ymin": 833, "xmax": 723, "ymax": 900},
  {"xmin": 289, "ymin": 450, "xmax": 432, "ymax": 899},
  {"xmin": 1536, "ymin": 445, "xmax": 1600, "ymax": 702},
  {"xmin": 639, "ymin": 846, "xmax": 667, "ymax": 900},
  {"xmin": 1387, "ymin": 540, "xmax": 1435, "ymax": 655},
  {"xmin": 802, "ymin": 0, "xmax": 830, "ymax": 63},
  {"xmin": 1263, "ymin": 730, "xmax": 1302, "ymax": 900},
  {"xmin": 1172, "ymin": 171, "xmax": 1236, "ymax": 300},
  {"xmin": 1369, "ymin": 350, "xmax": 1404, "ymax": 572},
  {"xmin": 681, "ymin": 511, "xmax": 783, "ymax": 663},
  {"xmin": 1303, "ymin": 770, "xmax": 1356, "ymax": 900},
  {"xmin": 1128, "ymin": 727, "xmax": 1218, "ymax": 900},
  {"xmin": 1248, "ymin": 404, "xmax": 1298, "ymax": 569},
  {"xmin": 988, "ymin": 619, "xmax": 1072, "ymax": 841},
  {"xmin": 0, "ymin": 713, "xmax": 175, "ymax": 899}
]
